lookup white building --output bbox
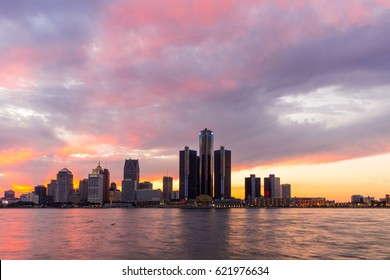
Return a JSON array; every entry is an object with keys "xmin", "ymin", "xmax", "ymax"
[{"xmin": 20, "ymin": 193, "xmax": 39, "ymax": 204}]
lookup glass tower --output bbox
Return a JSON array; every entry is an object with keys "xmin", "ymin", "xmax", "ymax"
[{"xmin": 199, "ymin": 128, "xmax": 214, "ymax": 197}]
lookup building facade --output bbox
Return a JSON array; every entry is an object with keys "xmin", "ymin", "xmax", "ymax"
[
  {"xmin": 121, "ymin": 179, "xmax": 137, "ymax": 201},
  {"xmin": 179, "ymin": 146, "xmax": 198, "ymax": 200},
  {"xmin": 199, "ymin": 128, "xmax": 214, "ymax": 197},
  {"xmin": 264, "ymin": 174, "xmax": 281, "ymax": 199},
  {"xmin": 163, "ymin": 176, "xmax": 173, "ymax": 201},
  {"xmin": 281, "ymin": 184, "xmax": 291, "ymax": 199},
  {"xmin": 214, "ymin": 146, "xmax": 231, "ymax": 200},
  {"xmin": 245, "ymin": 174, "xmax": 261, "ymax": 201},
  {"xmin": 56, "ymin": 168, "xmax": 73, "ymax": 203},
  {"xmin": 124, "ymin": 158, "xmax": 140, "ymax": 183},
  {"xmin": 34, "ymin": 185, "xmax": 47, "ymax": 205}
]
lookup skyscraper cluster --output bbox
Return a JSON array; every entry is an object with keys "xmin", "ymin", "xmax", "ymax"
[
  {"xmin": 244, "ymin": 174, "xmax": 291, "ymax": 201},
  {"xmin": 179, "ymin": 128, "xmax": 231, "ymax": 200}
]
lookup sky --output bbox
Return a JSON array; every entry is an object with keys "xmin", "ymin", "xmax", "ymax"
[{"xmin": 1, "ymin": 0, "xmax": 390, "ymax": 202}]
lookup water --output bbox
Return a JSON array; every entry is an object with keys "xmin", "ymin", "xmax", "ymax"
[{"xmin": 1, "ymin": 208, "xmax": 390, "ymax": 259}]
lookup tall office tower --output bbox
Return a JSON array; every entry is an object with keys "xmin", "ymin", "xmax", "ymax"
[
  {"xmin": 124, "ymin": 158, "xmax": 140, "ymax": 183},
  {"xmin": 245, "ymin": 174, "xmax": 261, "ymax": 201},
  {"xmin": 110, "ymin": 182, "xmax": 117, "ymax": 190},
  {"xmin": 47, "ymin": 179, "xmax": 57, "ymax": 203},
  {"xmin": 4, "ymin": 190, "xmax": 15, "ymax": 199},
  {"xmin": 264, "ymin": 174, "xmax": 281, "ymax": 198},
  {"xmin": 88, "ymin": 164, "xmax": 109, "ymax": 205},
  {"xmin": 163, "ymin": 176, "xmax": 173, "ymax": 201},
  {"xmin": 199, "ymin": 128, "xmax": 214, "ymax": 197},
  {"xmin": 281, "ymin": 184, "xmax": 291, "ymax": 199},
  {"xmin": 56, "ymin": 168, "xmax": 73, "ymax": 202},
  {"xmin": 79, "ymin": 178, "xmax": 89, "ymax": 202},
  {"xmin": 102, "ymin": 167, "xmax": 110, "ymax": 203},
  {"xmin": 179, "ymin": 146, "xmax": 199, "ymax": 200},
  {"xmin": 34, "ymin": 185, "xmax": 47, "ymax": 205},
  {"xmin": 214, "ymin": 146, "xmax": 231, "ymax": 200},
  {"xmin": 122, "ymin": 179, "xmax": 137, "ymax": 201},
  {"xmin": 138, "ymin": 181, "xmax": 153, "ymax": 190}
]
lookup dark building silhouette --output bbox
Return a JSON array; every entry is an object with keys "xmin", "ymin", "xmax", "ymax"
[
  {"xmin": 124, "ymin": 158, "xmax": 140, "ymax": 183},
  {"xmin": 4, "ymin": 190, "xmax": 15, "ymax": 200},
  {"xmin": 122, "ymin": 179, "xmax": 137, "ymax": 201},
  {"xmin": 56, "ymin": 168, "xmax": 73, "ymax": 203},
  {"xmin": 34, "ymin": 185, "xmax": 47, "ymax": 205},
  {"xmin": 179, "ymin": 146, "xmax": 199, "ymax": 200},
  {"xmin": 47, "ymin": 179, "xmax": 57, "ymax": 203},
  {"xmin": 138, "ymin": 181, "xmax": 153, "ymax": 190},
  {"xmin": 102, "ymin": 167, "xmax": 110, "ymax": 203},
  {"xmin": 264, "ymin": 174, "xmax": 281, "ymax": 198},
  {"xmin": 214, "ymin": 146, "xmax": 231, "ymax": 200},
  {"xmin": 163, "ymin": 176, "xmax": 173, "ymax": 201},
  {"xmin": 79, "ymin": 178, "xmax": 89, "ymax": 202},
  {"xmin": 199, "ymin": 128, "xmax": 214, "ymax": 197},
  {"xmin": 245, "ymin": 174, "xmax": 261, "ymax": 201}
]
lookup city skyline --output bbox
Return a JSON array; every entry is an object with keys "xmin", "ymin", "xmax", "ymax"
[{"xmin": 1, "ymin": 0, "xmax": 390, "ymax": 202}]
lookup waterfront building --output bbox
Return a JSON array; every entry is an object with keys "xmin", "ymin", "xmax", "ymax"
[
  {"xmin": 199, "ymin": 128, "xmax": 214, "ymax": 197},
  {"xmin": 245, "ymin": 174, "xmax": 261, "ymax": 201},
  {"xmin": 34, "ymin": 185, "xmax": 47, "ymax": 205},
  {"xmin": 214, "ymin": 146, "xmax": 231, "ymax": 200},
  {"xmin": 179, "ymin": 146, "xmax": 199, "ymax": 200},
  {"xmin": 264, "ymin": 174, "xmax": 281, "ymax": 198},
  {"xmin": 135, "ymin": 189, "xmax": 161, "ymax": 201},
  {"xmin": 351, "ymin": 195, "xmax": 363, "ymax": 204},
  {"xmin": 163, "ymin": 176, "xmax": 173, "ymax": 201},
  {"xmin": 124, "ymin": 158, "xmax": 140, "ymax": 183},
  {"xmin": 88, "ymin": 164, "xmax": 108, "ymax": 205},
  {"xmin": 102, "ymin": 167, "xmax": 110, "ymax": 203},
  {"xmin": 386, "ymin": 194, "xmax": 390, "ymax": 206},
  {"xmin": 20, "ymin": 192, "xmax": 39, "ymax": 204},
  {"xmin": 109, "ymin": 189, "xmax": 122, "ymax": 203},
  {"xmin": 47, "ymin": 179, "xmax": 57, "ymax": 203},
  {"xmin": 281, "ymin": 184, "xmax": 291, "ymax": 200},
  {"xmin": 363, "ymin": 196, "xmax": 375, "ymax": 204},
  {"xmin": 56, "ymin": 168, "xmax": 73, "ymax": 203},
  {"xmin": 79, "ymin": 178, "xmax": 89, "ymax": 202},
  {"xmin": 121, "ymin": 179, "xmax": 137, "ymax": 201},
  {"xmin": 171, "ymin": 190, "xmax": 179, "ymax": 200},
  {"xmin": 69, "ymin": 190, "xmax": 80, "ymax": 204},
  {"xmin": 4, "ymin": 190, "xmax": 15, "ymax": 200},
  {"xmin": 291, "ymin": 197, "xmax": 326, "ymax": 207},
  {"xmin": 138, "ymin": 181, "xmax": 153, "ymax": 190}
]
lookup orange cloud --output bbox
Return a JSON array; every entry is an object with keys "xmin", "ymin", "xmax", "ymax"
[
  {"xmin": 0, "ymin": 148, "xmax": 38, "ymax": 166},
  {"xmin": 12, "ymin": 184, "xmax": 33, "ymax": 196}
]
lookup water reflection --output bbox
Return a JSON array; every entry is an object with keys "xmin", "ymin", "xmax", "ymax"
[{"xmin": 1, "ymin": 208, "xmax": 390, "ymax": 259}]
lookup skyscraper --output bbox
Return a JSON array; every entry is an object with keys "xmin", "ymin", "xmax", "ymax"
[
  {"xmin": 199, "ymin": 128, "xmax": 214, "ymax": 197},
  {"xmin": 163, "ymin": 176, "xmax": 173, "ymax": 201},
  {"xmin": 179, "ymin": 146, "xmax": 198, "ymax": 200},
  {"xmin": 245, "ymin": 174, "xmax": 261, "ymax": 201},
  {"xmin": 281, "ymin": 184, "xmax": 291, "ymax": 199},
  {"xmin": 34, "ymin": 185, "xmax": 47, "ymax": 205},
  {"xmin": 124, "ymin": 158, "xmax": 140, "ymax": 183},
  {"xmin": 56, "ymin": 168, "xmax": 73, "ymax": 203},
  {"xmin": 79, "ymin": 178, "xmax": 89, "ymax": 202},
  {"xmin": 121, "ymin": 179, "xmax": 137, "ymax": 201},
  {"xmin": 88, "ymin": 163, "xmax": 110, "ymax": 205},
  {"xmin": 214, "ymin": 146, "xmax": 231, "ymax": 200},
  {"xmin": 47, "ymin": 179, "xmax": 57, "ymax": 203},
  {"xmin": 264, "ymin": 174, "xmax": 281, "ymax": 198}
]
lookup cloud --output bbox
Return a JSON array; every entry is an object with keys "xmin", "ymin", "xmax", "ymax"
[{"xmin": 1, "ymin": 0, "xmax": 390, "ymax": 191}]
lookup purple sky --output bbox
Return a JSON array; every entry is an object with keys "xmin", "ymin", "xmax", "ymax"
[{"xmin": 1, "ymin": 0, "xmax": 390, "ymax": 200}]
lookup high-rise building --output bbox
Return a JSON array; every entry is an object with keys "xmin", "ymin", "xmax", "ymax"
[
  {"xmin": 264, "ymin": 174, "xmax": 281, "ymax": 198},
  {"xmin": 245, "ymin": 174, "xmax": 261, "ymax": 201},
  {"xmin": 34, "ymin": 185, "xmax": 47, "ymax": 205},
  {"xmin": 121, "ymin": 179, "xmax": 137, "ymax": 201},
  {"xmin": 124, "ymin": 158, "xmax": 140, "ymax": 183},
  {"xmin": 20, "ymin": 192, "xmax": 39, "ymax": 204},
  {"xmin": 138, "ymin": 181, "xmax": 153, "ymax": 190},
  {"xmin": 199, "ymin": 128, "xmax": 214, "ymax": 197},
  {"xmin": 88, "ymin": 164, "xmax": 109, "ymax": 205},
  {"xmin": 56, "ymin": 168, "xmax": 73, "ymax": 202},
  {"xmin": 281, "ymin": 184, "xmax": 291, "ymax": 199},
  {"xmin": 163, "ymin": 176, "xmax": 173, "ymax": 201},
  {"xmin": 214, "ymin": 146, "xmax": 231, "ymax": 200},
  {"xmin": 179, "ymin": 146, "xmax": 198, "ymax": 200},
  {"xmin": 4, "ymin": 190, "xmax": 15, "ymax": 200},
  {"xmin": 79, "ymin": 179, "xmax": 89, "ymax": 202},
  {"xmin": 47, "ymin": 179, "xmax": 57, "ymax": 203}
]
